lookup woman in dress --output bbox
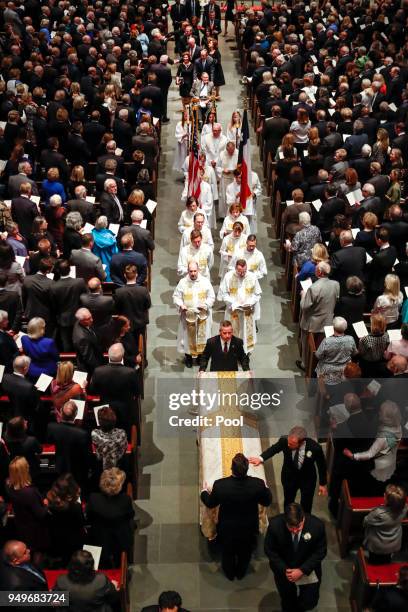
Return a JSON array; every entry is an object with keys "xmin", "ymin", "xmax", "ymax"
[
  {"xmin": 176, "ymin": 52, "xmax": 195, "ymax": 107},
  {"xmin": 173, "ymin": 109, "xmax": 191, "ymax": 174},
  {"xmin": 372, "ymin": 274, "xmax": 403, "ymax": 328},
  {"xmin": 42, "ymin": 166, "xmax": 67, "ymax": 205},
  {"xmin": 223, "ymin": 0, "xmax": 236, "ymax": 36},
  {"xmin": 91, "ymin": 216, "xmax": 119, "ymax": 282},
  {"xmin": 226, "ymin": 110, "xmax": 242, "ymax": 149},
  {"xmin": 0, "ymin": 242, "xmax": 25, "ymax": 294},
  {"xmin": 207, "ymin": 38, "xmax": 225, "ymax": 97},
  {"xmin": 21, "ymin": 317, "xmax": 59, "ymax": 380},
  {"xmin": 358, "ymin": 313, "xmax": 390, "ymax": 378},
  {"xmin": 314, "ymin": 316, "xmax": 357, "ymax": 388},
  {"xmin": 50, "ymin": 361, "xmax": 86, "ymax": 423},
  {"xmin": 91, "ymin": 406, "xmax": 128, "ymax": 471}
]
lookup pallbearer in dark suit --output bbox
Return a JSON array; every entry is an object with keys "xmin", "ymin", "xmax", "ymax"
[
  {"xmin": 141, "ymin": 590, "xmax": 190, "ymax": 612},
  {"xmin": 201, "ymin": 453, "xmax": 272, "ymax": 580},
  {"xmin": 249, "ymin": 426, "xmax": 327, "ymax": 513},
  {"xmin": 199, "ymin": 320, "xmax": 250, "ymax": 372},
  {"xmin": 264, "ymin": 503, "xmax": 327, "ymax": 612}
]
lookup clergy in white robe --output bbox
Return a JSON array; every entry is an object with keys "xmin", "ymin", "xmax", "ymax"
[
  {"xmin": 229, "ymin": 235, "xmax": 267, "ymax": 280},
  {"xmin": 173, "ymin": 115, "xmax": 191, "ymax": 173},
  {"xmin": 198, "ymin": 171, "xmax": 216, "ymax": 229},
  {"xmin": 177, "ymin": 198, "xmax": 209, "ymax": 234},
  {"xmin": 177, "ymin": 230, "xmax": 214, "ymax": 278},
  {"xmin": 181, "ymin": 155, "xmax": 219, "ymax": 202},
  {"xmin": 247, "ymin": 170, "xmax": 262, "ymax": 233},
  {"xmin": 218, "ymin": 260, "xmax": 262, "ymax": 353},
  {"xmin": 201, "ymin": 123, "xmax": 227, "ymax": 164},
  {"xmin": 180, "ymin": 212, "xmax": 214, "ymax": 253},
  {"xmin": 218, "ymin": 142, "xmax": 238, "ymax": 218},
  {"xmin": 219, "ymin": 221, "xmax": 248, "ymax": 278},
  {"xmin": 173, "ymin": 261, "xmax": 215, "ymax": 364},
  {"xmin": 219, "ymin": 203, "xmax": 250, "ymax": 238}
]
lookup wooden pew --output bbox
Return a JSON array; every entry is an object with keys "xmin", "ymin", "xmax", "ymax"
[
  {"xmin": 350, "ymin": 547, "xmax": 405, "ymax": 612},
  {"xmin": 290, "ymin": 261, "xmax": 300, "ymax": 323}
]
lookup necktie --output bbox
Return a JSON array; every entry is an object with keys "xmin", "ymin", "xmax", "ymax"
[
  {"xmin": 293, "ymin": 534, "xmax": 299, "ymax": 551},
  {"xmin": 113, "ymin": 194, "xmax": 124, "ymax": 222},
  {"xmin": 223, "ymin": 342, "xmax": 228, "ymax": 354},
  {"xmin": 293, "ymin": 448, "xmax": 300, "ymax": 469}
]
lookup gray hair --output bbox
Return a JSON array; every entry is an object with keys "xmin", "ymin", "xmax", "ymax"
[
  {"xmin": 362, "ymin": 183, "xmax": 375, "ymax": 196},
  {"xmin": 361, "ymin": 144, "xmax": 372, "ymax": 158},
  {"xmin": 95, "ymin": 215, "xmax": 108, "ymax": 229},
  {"xmin": 75, "ymin": 185, "xmax": 87, "ymax": 199},
  {"xmin": 13, "ymin": 355, "xmax": 31, "ymax": 373},
  {"xmin": 316, "ymin": 261, "xmax": 331, "ymax": 277},
  {"xmin": 333, "ymin": 316, "xmax": 348, "ymax": 333},
  {"xmin": 75, "ymin": 308, "xmax": 91, "ymax": 322},
  {"xmin": 49, "ymin": 194, "xmax": 62, "ymax": 207},
  {"xmin": 379, "ymin": 401, "xmax": 401, "ymax": 429},
  {"xmin": 131, "ymin": 209, "xmax": 144, "ymax": 222},
  {"xmin": 299, "ymin": 211, "xmax": 311, "ymax": 226},
  {"xmin": 108, "ymin": 342, "xmax": 125, "ymax": 363},
  {"xmin": 104, "ymin": 178, "xmax": 117, "ymax": 191},
  {"xmin": 65, "ymin": 211, "xmax": 83, "ymax": 231},
  {"xmin": 0, "ymin": 310, "xmax": 8, "ymax": 324}
]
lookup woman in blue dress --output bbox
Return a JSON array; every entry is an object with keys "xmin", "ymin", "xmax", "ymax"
[{"xmin": 91, "ymin": 216, "xmax": 119, "ymax": 282}]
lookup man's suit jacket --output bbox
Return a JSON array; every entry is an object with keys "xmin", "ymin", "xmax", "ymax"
[
  {"xmin": 368, "ymin": 174, "xmax": 390, "ymax": 200},
  {"xmin": 96, "ymin": 155, "xmax": 125, "ymax": 177},
  {"xmin": 130, "ymin": 134, "xmax": 158, "ymax": 167},
  {"xmin": 95, "ymin": 173, "xmax": 126, "ymax": 201},
  {"xmin": 0, "ymin": 332, "xmax": 19, "ymax": 373},
  {"xmin": 70, "ymin": 248, "xmax": 106, "ymax": 283},
  {"xmin": 382, "ymin": 220, "xmax": 408, "ymax": 260},
  {"xmin": 0, "ymin": 289, "xmax": 22, "ymax": 331},
  {"xmin": 79, "ymin": 293, "xmax": 115, "ymax": 329},
  {"xmin": 114, "ymin": 284, "xmax": 151, "ymax": 329},
  {"xmin": 262, "ymin": 117, "xmax": 290, "ymax": 155},
  {"xmin": 201, "ymin": 475, "xmax": 272, "ymax": 538},
  {"xmin": 392, "ymin": 132, "xmax": 408, "ymax": 160},
  {"xmin": 1, "ymin": 372, "xmax": 39, "ymax": 418},
  {"xmin": 72, "ymin": 321, "xmax": 105, "ymax": 374},
  {"xmin": 49, "ymin": 277, "xmax": 87, "ymax": 327},
  {"xmin": 367, "ymin": 245, "xmax": 398, "ymax": 295},
  {"xmin": 0, "ymin": 556, "xmax": 47, "ymax": 592},
  {"xmin": 47, "ymin": 421, "xmax": 90, "ymax": 480},
  {"xmin": 193, "ymin": 57, "xmax": 214, "ymax": 81},
  {"xmin": 190, "ymin": 79, "xmax": 216, "ymax": 100},
  {"xmin": 264, "ymin": 513, "xmax": 327, "ymax": 579},
  {"xmin": 22, "ymin": 273, "xmax": 54, "ymax": 322},
  {"xmin": 300, "ymin": 277, "xmax": 340, "ymax": 332},
  {"xmin": 117, "ymin": 224, "xmax": 155, "ymax": 258},
  {"xmin": 110, "ymin": 251, "xmax": 147, "ymax": 287},
  {"xmin": 371, "ymin": 585, "xmax": 408, "ymax": 612},
  {"xmin": 99, "ymin": 192, "xmax": 124, "ymax": 224},
  {"xmin": 185, "ymin": 0, "xmax": 201, "ymax": 19},
  {"xmin": 10, "ymin": 196, "xmax": 38, "ymax": 239},
  {"xmin": 203, "ymin": 2, "xmax": 221, "ymax": 24},
  {"xmin": 65, "ymin": 133, "xmax": 91, "ymax": 166},
  {"xmin": 199, "ymin": 335, "xmax": 250, "ymax": 372},
  {"xmin": 66, "ymin": 198, "xmax": 96, "ymax": 223},
  {"xmin": 83, "ymin": 121, "xmax": 106, "ymax": 157},
  {"xmin": 330, "ymin": 246, "xmax": 366, "ymax": 291},
  {"xmin": 90, "ymin": 363, "xmax": 139, "ymax": 429},
  {"xmin": 142, "ymin": 607, "xmax": 189, "ymax": 612},
  {"xmin": 318, "ymin": 197, "xmax": 345, "ymax": 235},
  {"xmin": 39, "ymin": 149, "xmax": 69, "ymax": 180},
  {"xmin": 8, "ymin": 174, "xmax": 39, "ymax": 199},
  {"xmin": 261, "ymin": 436, "xmax": 327, "ymax": 487}
]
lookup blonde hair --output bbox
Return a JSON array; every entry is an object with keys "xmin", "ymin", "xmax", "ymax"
[
  {"xmin": 311, "ymin": 243, "xmax": 329, "ymax": 264},
  {"xmin": 370, "ymin": 313, "xmax": 386, "ymax": 335},
  {"xmin": 128, "ymin": 189, "xmax": 145, "ymax": 206},
  {"xmin": 362, "ymin": 212, "xmax": 378, "ymax": 230},
  {"xmin": 56, "ymin": 361, "xmax": 74, "ymax": 386},
  {"xmin": 8, "ymin": 456, "xmax": 32, "ymax": 490},
  {"xmin": 70, "ymin": 165, "xmax": 85, "ymax": 181},
  {"xmin": 99, "ymin": 467, "xmax": 126, "ymax": 496},
  {"xmin": 47, "ymin": 167, "xmax": 60, "ymax": 181},
  {"xmin": 384, "ymin": 274, "xmax": 400, "ymax": 302},
  {"xmin": 27, "ymin": 317, "xmax": 46, "ymax": 340}
]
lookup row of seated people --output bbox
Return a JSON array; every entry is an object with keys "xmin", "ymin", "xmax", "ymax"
[{"xmin": 235, "ymin": 6, "xmax": 408, "ymax": 609}]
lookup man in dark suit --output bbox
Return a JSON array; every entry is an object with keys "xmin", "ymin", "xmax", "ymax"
[
  {"xmin": 66, "ymin": 185, "xmax": 96, "ymax": 224},
  {"xmin": 367, "ymin": 162, "xmax": 390, "ymax": 201},
  {"xmin": 131, "ymin": 122, "xmax": 159, "ymax": 167},
  {"xmin": 47, "ymin": 400, "xmax": 90, "ymax": 488},
  {"xmin": 149, "ymin": 56, "xmax": 172, "ymax": 122},
  {"xmin": 0, "ymin": 540, "xmax": 47, "ymax": 592},
  {"xmin": 97, "ymin": 141, "xmax": 125, "ymax": 177},
  {"xmin": 99, "ymin": 178, "xmax": 125, "ymax": 224},
  {"xmin": 39, "ymin": 137, "xmax": 69, "ymax": 181},
  {"xmin": 203, "ymin": 0, "xmax": 221, "ymax": 25},
  {"xmin": 90, "ymin": 343, "xmax": 140, "ymax": 433},
  {"xmin": 113, "ymin": 109, "xmax": 133, "ymax": 159},
  {"xmin": 250, "ymin": 426, "xmax": 327, "ymax": 513},
  {"xmin": 70, "ymin": 234, "xmax": 106, "ymax": 283},
  {"xmin": 72, "ymin": 308, "xmax": 105, "ymax": 375},
  {"xmin": 65, "ymin": 121, "xmax": 91, "ymax": 167},
  {"xmin": 366, "ymin": 226, "xmax": 398, "ymax": 306},
  {"xmin": 22, "ymin": 258, "xmax": 55, "ymax": 336},
  {"xmin": 114, "ymin": 264, "xmax": 151, "ymax": 342},
  {"xmin": 50, "ymin": 260, "xmax": 87, "ymax": 351},
  {"xmin": 1, "ymin": 356, "xmax": 38, "ymax": 426},
  {"xmin": 317, "ymin": 184, "xmax": 345, "ymax": 239},
  {"xmin": 110, "ymin": 233, "xmax": 147, "ymax": 287},
  {"xmin": 185, "ymin": 0, "xmax": 201, "ymax": 21},
  {"xmin": 262, "ymin": 105, "xmax": 290, "ymax": 158},
  {"xmin": 141, "ymin": 591, "xmax": 189, "ymax": 612},
  {"xmin": 95, "ymin": 158, "xmax": 126, "ymax": 200},
  {"xmin": 330, "ymin": 230, "xmax": 366, "ymax": 294},
  {"xmin": 140, "ymin": 73, "xmax": 163, "ymax": 119},
  {"xmin": 10, "ymin": 182, "xmax": 38, "ymax": 240},
  {"xmin": 7, "ymin": 161, "xmax": 39, "ymax": 199},
  {"xmin": 79, "ymin": 277, "xmax": 114, "ymax": 329},
  {"xmin": 371, "ymin": 564, "xmax": 408, "ymax": 612},
  {"xmin": 201, "ymin": 453, "xmax": 271, "ymax": 580},
  {"xmin": 264, "ymin": 503, "xmax": 327, "ymax": 612},
  {"xmin": 83, "ymin": 110, "xmax": 106, "ymax": 158},
  {"xmin": 392, "ymin": 122, "xmax": 408, "ymax": 160},
  {"xmin": 0, "ymin": 311, "xmax": 19, "ymax": 373},
  {"xmin": 0, "ymin": 275, "xmax": 22, "ymax": 332},
  {"xmin": 118, "ymin": 209, "xmax": 155, "ymax": 258},
  {"xmin": 199, "ymin": 320, "xmax": 250, "ymax": 372},
  {"xmin": 193, "ymin": 49, "xmax": 214, "ymax": 81},
  {"xmin": 382, "ymin": 205, "xmax": 408, "ymax": 260}
]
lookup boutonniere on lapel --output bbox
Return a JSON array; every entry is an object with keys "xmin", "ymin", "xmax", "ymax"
[
  {"xmin": 306, "ymin": 451, "xmax": 312, "ymax": 458},
  {"xmin": 303, "ymin": 532, "xmax": 312, "ymax": 541}
]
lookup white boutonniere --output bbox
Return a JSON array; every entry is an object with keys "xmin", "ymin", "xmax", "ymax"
[
  {"xmin": 303, "ymin": 532, "xmax": 312, "ymax": 541},
  {"xmin": 306, "ymin": 451, "xmax": 312, "ymax": 458}
]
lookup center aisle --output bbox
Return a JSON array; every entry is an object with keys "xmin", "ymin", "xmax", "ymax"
[{"xmin": 131, "ymin": 33, "xmax": 350, "ymax": 612}]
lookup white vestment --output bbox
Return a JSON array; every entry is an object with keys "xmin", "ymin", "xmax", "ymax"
[
  {"xmin": 219, "ymin": 233, "xmax": 248, "ymax": 279},
  {"xmin": 173, "ymin": 121, "xmax": 191, "ymax": 173},
  {"xmin": 179, "ymin": 225, "xmax": 214, "ymax": 253},
  {"xmin": 218, "ymin": 270, "xmax": 261, "ymax": 352},
  {"xmin": 173, "ymin": 274, "xmax": 215, "ymax": 356},
  {"xmin": 219, "ymin": 213, "xmax": 250, "ymax": 239},
  {"xmin": 198, "ymin": 180, "xmax": 216, "ymax": 229},
  {"xmin": 181, "ymin": 158, "xmax": 219, "ymax": 202},
  {"xmin": 218, "ymin": 149, "xmax": 238, "ymax": 217},
  {"xmin": 177, "ymin": 243, "xmax": 214, "ymax": 278},
  {"xmin": 201, "ymin": 133, "xmax": 227, "ymax": 163},
  {"xmin": 177, "ymin": 208, "xmax": 209, "ymax": 234},
  {"xmin": 229, "ymin": 247, "xmax": 268, "ymax": 279}
]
